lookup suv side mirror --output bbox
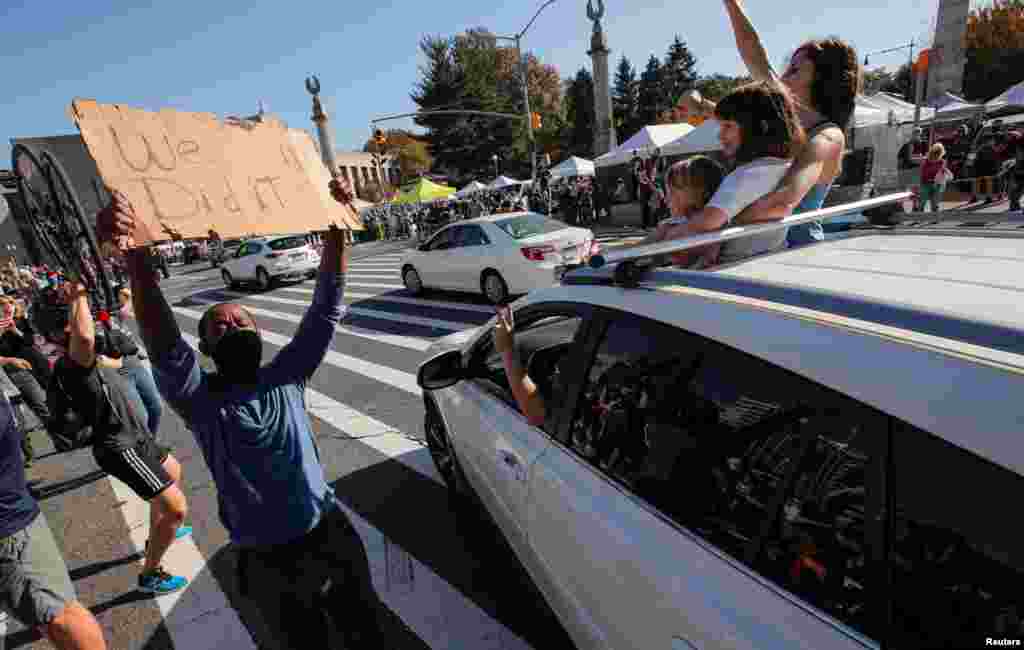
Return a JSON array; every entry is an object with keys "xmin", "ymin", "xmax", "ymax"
[{"xmin": 417, "ymin": 349, "xmax": 464, "ymax": 390}]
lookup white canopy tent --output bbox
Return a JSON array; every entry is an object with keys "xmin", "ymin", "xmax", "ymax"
[
  {"xmin": 490, "ymin": 176, "xmax": 524, "ymax": 189},
  {"xmin": 660, "ymin": 120, "xmax": 722, "ymax": 156},
  {"xmin": 595, "ymin": 123, "xmax": 694, "ymax": 168},
  {"xmin": 985, "ymin": 80, "xmax": 1024, "ymax": 113},
  {"xmin": 867, "ymin": 92, "xmax": 935, "ymax": 123},
  {"xmin": 455, "ymin": 181, "xmax": 488, "ymax": 197},
  {"xmin": 549, "ymin": 156, "xmax": 596, "ymax": 178}
]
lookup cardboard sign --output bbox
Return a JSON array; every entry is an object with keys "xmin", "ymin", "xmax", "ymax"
[{"xmin": 70, "ymin": 99, "xmax": 361, "ymax": 243}]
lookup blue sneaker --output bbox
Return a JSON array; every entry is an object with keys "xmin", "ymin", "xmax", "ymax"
[{"xmin": 138, "ymin": 567, "xmax": 188, "ymax": 595}]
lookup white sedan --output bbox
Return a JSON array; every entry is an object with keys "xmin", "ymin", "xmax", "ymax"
[
  {"xmin": 399, "ymin": 212, "xmax": 596, "ymax": 304},
  {"xmin": 220, "ymin": 234, "xmax": 320, "ymax": 291}
]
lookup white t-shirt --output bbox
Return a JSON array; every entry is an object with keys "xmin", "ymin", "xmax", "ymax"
[{"xmin": 707, "ymin": 157, "xmax": 791, "ymax": 263}]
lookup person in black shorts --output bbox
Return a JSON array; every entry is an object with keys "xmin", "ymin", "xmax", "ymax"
[
  {"xmin": 36, "ymin": 282, "xmax": 190, "ymax": 596},
  {"xmin": 0, "ymin": 392, "xmax": 108, "ymax": 649}
]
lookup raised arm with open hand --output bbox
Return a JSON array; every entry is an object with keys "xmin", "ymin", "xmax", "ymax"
[
  {"xmin": 95, "ymin": 191, "xmax": 180, "ymax": 360},
  {"xmin": 723, "ymin": 0, "xmax": 776, "ymax": 83}
]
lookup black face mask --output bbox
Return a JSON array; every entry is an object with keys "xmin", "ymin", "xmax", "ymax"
[{"xmin": 212, "ymin": 328, "xmax": 262, "ymax": 383}]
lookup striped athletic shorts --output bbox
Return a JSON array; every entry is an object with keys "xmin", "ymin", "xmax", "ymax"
[{"xmin": 93, "ymin": 437, "xmax": 172, "ymax": 500}]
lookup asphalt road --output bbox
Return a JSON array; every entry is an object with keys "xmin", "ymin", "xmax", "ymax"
[{"xmin": 9, "ymin": 237, "xmax": 644, "ymax": 650}]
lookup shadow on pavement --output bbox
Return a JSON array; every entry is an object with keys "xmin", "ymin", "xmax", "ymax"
[
  {"xmin": 28, "ymin": 469, "xmax": 108, "ymax": 502},
  {"xmin": 69, "ymin": 552, "xmax": 145, "ymax": 582}
]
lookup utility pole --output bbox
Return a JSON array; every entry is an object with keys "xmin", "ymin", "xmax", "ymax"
[{"xmin": 496, "ymin": 0, "xmax": 558, "ymax": 184}]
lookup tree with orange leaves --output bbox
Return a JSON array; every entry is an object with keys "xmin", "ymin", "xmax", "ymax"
[{"xmin": 964, "ymin": 0, "xmax": 1024, "ymax": 101}]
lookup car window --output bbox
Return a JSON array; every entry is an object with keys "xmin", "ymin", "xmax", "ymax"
[
  {"xmin": 455, "ymin": 225, "xmax": 490, "ymax": 247},
  {"xmin": 567, "ymin": 312, "xmax": 881, "ymax": 640},
  {"xmin": 268, "ymin": 236, "xmax": 308, "ymax": 251},
  {"xmin": 425, "ymin": 228, "xmax": 453, "ymax": 251},
  {"xmin": 235, "ymin": 243, "xmax": 249, "ymax": 257},
  {"xmin": 225, "ymin": 239, "xmax": 243, "ymax": 248},
  {"xmin": 887, "ymin": 421, "xmax": 1024, "ymax": 648},
  {"xmin": 493, "ymin": 213, "xmax": 567, "ymax": 240},
  {"xmin": 470, "ymin": 312, "xmax": 584, "ymax": 431},
  {"xmin": 246, "ymin": 243, "xmax": 263, "ymax": 255}
]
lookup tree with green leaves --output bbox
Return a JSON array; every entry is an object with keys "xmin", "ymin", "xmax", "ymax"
[
  {"xmin": 612, "ymin": 56, "xmax": 639, "ymax": 142},
  {"xmin": 565, "ymin": 68, "xmax": 596, "ymax": 158},
  {"xmin": 636, "ymin": 55, "xmax": 664, "ymax": 128},
  {"xmin": 411, "ymin": 28, "xmax": 562, "ymax": 180},
  {"xmin": 694, "ymin": 74, "xmax": 751, "ymax": 101},
  {"xmin": 662, "ymin": 36, "xmax": 699, "ymax": 107}
]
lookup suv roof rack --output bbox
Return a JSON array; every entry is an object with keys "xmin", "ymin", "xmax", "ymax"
[{"xmin": 584, "ymin": 192, "xmax": 912, "ymax": 287}]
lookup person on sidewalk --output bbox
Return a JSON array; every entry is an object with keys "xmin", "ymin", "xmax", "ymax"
[
  {"xmin": 100, "ymin": 180, "xmax": 389, "ymax": 648},
  {"xmin": 1008, "ymin": 132, "xmax": 1024, "ymax": 212},
  {"xmin": 0, "ymin": 298, "xmax": 51, "ymax": 465},
  {"xmin": 919, "ymin": 143, "xmax": 951, "ymax": 213},
  {"xmin": 36, "ymin": 282, "xmax": 190, "ymax": 596},
  {"xmin": 0, "ymin": 390, "xmax": 108, "ymax": 649}
]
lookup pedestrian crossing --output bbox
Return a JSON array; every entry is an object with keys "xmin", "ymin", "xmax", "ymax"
[{"xmin": 26, "ymin": 249, "xmax": 567, "ymax": 649}]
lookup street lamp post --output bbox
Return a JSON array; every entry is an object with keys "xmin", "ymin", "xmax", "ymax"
[
  {"xmin": 496, "ymin": 0, "xmax": 558, "ymax": 184},
  {"xmin": 492, "ymin": 154, "xmax": 500, "ymax": 179}
]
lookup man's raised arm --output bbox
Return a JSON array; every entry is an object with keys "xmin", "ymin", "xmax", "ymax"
[
  {"xmin": 97, "ymin": 191, "xmax": 201, "ymax": 413},
  {"xmin": 265, "ymin": 225, "xmax": 349, "ymax": 383}
]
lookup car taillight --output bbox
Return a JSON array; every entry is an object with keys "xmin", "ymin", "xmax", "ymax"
[{"xmin": 521, "ymin": 245, "xmax": 555, "ymax": 262}]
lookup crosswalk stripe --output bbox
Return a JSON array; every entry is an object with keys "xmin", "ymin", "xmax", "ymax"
[
  {"xmin": 214, "ymin": 291, "xmax": 476, "ymax": 332},
  {"xmin": 350, "ymin": 261, "xmax": 402, "ymax": 267},
  {"xmin": 172, "ymin": 306, "xmax": 422, "ymax": 395},
  {"xmin": 347, "ymin": 273, "xmax": 401, "ymax": 280},
  {"xmin": 348, "ymin": 281, "xmax": 404, "ymax": 290},
  {"xmin": 186, "ymin": 297, "xmax": 434, "ymax": 352},
  {"xmin": 281, "ymin": 287, "xmax": 497, "ymax": 315}
]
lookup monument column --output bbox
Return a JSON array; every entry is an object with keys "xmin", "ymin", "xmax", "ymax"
[{"xmin": 587, "ymin": 0, "xmax": 617, "ymax": 156}]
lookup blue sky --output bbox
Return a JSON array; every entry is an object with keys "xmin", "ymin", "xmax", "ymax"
[{"xmin": 1, "ymin": 0, "xmax": 947, "ymax": 163}]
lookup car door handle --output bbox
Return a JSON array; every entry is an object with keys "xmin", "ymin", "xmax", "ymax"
[{"xmin": 497, "ymin": 449, "xmax": 527, "ymax": 482}]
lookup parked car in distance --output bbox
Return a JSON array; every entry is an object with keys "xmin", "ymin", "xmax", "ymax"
[
  {"xmin": 399, "ymin": 212, "xmax": 597, "ymax": 304},
  {"xmin": 417, "ymin": 224, "xmax": 1024, "ymax": 650},
  {"xmin": 220, "ymin": 234, "xmax": 319, "ymax": 290}
]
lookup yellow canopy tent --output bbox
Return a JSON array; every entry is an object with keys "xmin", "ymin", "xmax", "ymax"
[{"xmin": 393, "ymin": 178, "xmax": 456, "ymax": 204}]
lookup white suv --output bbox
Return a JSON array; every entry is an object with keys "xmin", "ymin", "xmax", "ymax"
[
  {"xmin": 417, "ymin": 220, "xmax": 1024, "ymax": 649},
  {"xmin": 220, "ymin": 234, "xmax": 319, "ymax": 290}
]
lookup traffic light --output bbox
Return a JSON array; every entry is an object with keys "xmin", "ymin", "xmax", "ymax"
[
  {"xmin": 530, "ymin": 112, "xmax": 542, "ymax": 130},
  {"xmin": 373, "ymin": 129, "xmax": 387, "ymax": 147}
]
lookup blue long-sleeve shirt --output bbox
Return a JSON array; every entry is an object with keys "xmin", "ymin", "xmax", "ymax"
[{"xmin": 152, "ymin": 270, "xmax": 344, "ymax": 547}]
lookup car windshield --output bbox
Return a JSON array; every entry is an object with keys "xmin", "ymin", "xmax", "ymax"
[
  {"xmin": 493, "ymin": 214, "xmax": 567, "ymax": 240},
  {"xmin": 268, "ymin": 236, "xmax": 308, "ymax": 251}
]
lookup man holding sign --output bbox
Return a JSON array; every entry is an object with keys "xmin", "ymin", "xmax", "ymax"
[{"xmin": 98, "ymin": 178, "xmax": 387, "ymax": 647}]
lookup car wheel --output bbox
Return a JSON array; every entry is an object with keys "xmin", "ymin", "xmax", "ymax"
[
  {"xmin": 403, "ymin": 265, "xmax": 424, "ymax": 295},
  {"xmin": 424, "ymin": 399, "xmax": 471, "ymax": 499},
  {"xmin": 481, "ymin": 270, "xmax": 509, "ymax": 304},
  {"xmin": 255, "ymin": 267, "xmax": 272, "ymax": 291},
  {"xmin": 221, "ymin": 269, "xmax": 235, "ymax": 288}
]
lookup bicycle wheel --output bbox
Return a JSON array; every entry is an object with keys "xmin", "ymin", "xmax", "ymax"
[
  {"xmin": 12, "ymin": 144, "xmax": 116, "ymax": 313},
  {"xmin": 40, "ymin": 150, "xmax": 116, "ymax": 313},
  {"xmin": 12, "ymin": 144, "xmax": 67, "ymax": 270}
]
